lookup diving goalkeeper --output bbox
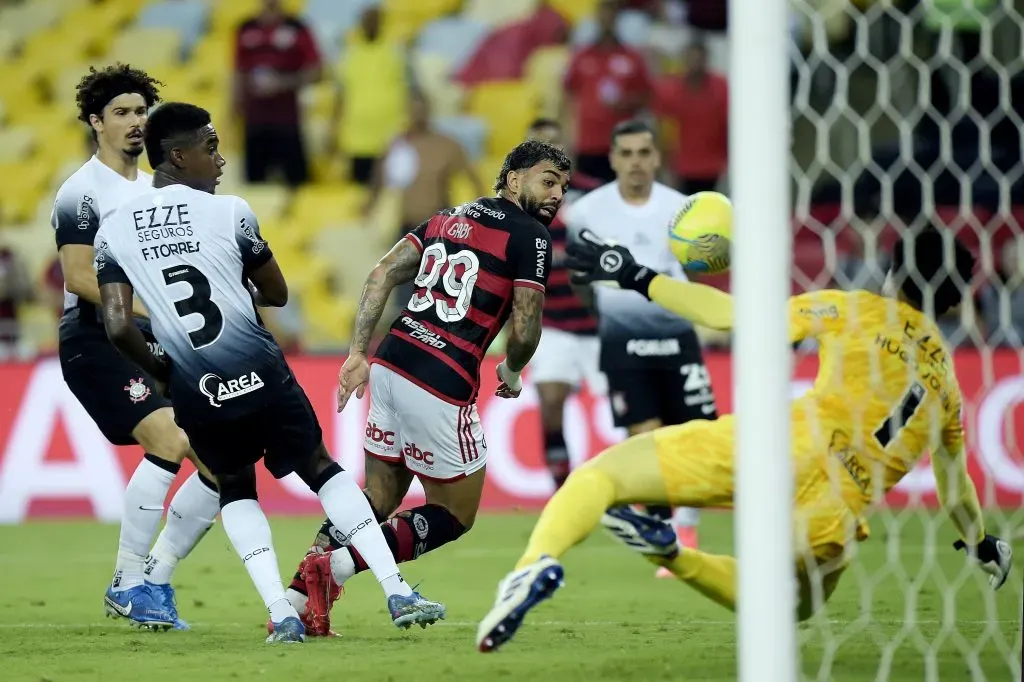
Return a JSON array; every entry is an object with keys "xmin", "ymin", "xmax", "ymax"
[{"xmin": 477, "ymin": 225, "xmax": 1013, "ymax": 653}]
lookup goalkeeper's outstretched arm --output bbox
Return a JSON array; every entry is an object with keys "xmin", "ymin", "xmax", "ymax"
[
  {"xmin": 647, "ymin": 275, "xmax": 735, "ymax": 331},
  {"xmin": 931, "ymin": 445, "xmax": 985, "ymax": 545}
]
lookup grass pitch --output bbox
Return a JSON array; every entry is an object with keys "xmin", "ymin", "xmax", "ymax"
[{"xmin": 0, "ymin": 512, "xmax": 1020, "ymax": 681}]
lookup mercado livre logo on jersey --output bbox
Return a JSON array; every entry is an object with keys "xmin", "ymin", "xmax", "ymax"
[{"xmin": 199, "ymin": 371, "xmax": 265, "ymax": 407}]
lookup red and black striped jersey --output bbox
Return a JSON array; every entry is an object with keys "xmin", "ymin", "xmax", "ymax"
[
  {"xmin": 373, "ymin": 197, "xmax": 552, "ymax": 405},
  {"xmin": 543, "ymin": 211, "xmax": 599, "ymax": 335}
]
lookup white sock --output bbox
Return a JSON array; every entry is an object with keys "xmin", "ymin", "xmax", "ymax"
[
  {"xmin": 674, "ymin": 507, "xmax": 700, "ymax": 528},
  {"xmin": 329, "ymin": 548, "xmax": 357, "ymax": 586},
  {"xmin": 113, "ymin": 458, "xmax": 176, "ymax": 591},
  {"xmin": 268, "ymin": 597, "xmax": 298, "ymax": 623},
  {"xmin": 144, "ymin": 472, "xmax": 220, "ymax": 585},
  {"xmin": 316, "ymin": 471, "xmax": 413, "ymax": 598},
  {"xmin": 285, "ymin": 588, "xmax": 308, "ymax": 615},
  {"xmin": 221, "ymin": 499, "xmax": 293, "ymax": 619}
]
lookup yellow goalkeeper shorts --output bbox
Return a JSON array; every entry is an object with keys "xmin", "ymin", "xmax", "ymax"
[{"xmin": 652, "ymin": 415, "xmax": 869, "ymax": 563}]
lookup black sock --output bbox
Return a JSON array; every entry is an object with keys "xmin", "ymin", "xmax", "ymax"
[
  {"xmin": 144, "ymin": 453, "xmax": 181, "ymax": 475},
  {"xmin": 544, "ymin": 431, "xmax": 571, "ymax": 489},
  {"xmin": 349, "ymin": 504, "xmax": 467, "ymax": 572}
]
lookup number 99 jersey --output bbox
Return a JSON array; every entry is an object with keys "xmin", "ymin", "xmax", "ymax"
[
  {"xmin": 94, "ymin": 185, "xmax": 290, "ymax": 427},
  {"xmin": 374, "ymin": 197, "xmax": 552, "ymax": 406}
]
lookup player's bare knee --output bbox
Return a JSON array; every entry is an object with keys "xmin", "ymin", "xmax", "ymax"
[{"xmin": 147, "ymin": 427, "xmax": 191, "ymax": 465}]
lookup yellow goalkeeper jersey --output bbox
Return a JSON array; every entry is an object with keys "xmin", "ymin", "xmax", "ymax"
[{"xmin": 786, "ymin": 290, "xmax": 965, "ymax": 512}]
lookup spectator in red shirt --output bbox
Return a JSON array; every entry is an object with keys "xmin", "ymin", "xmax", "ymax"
[
  {"xmin": 655, "ymin": 40, "xmax": 728, "ymax": 195},
  {"xmin": 232, "ymin": 0, "xmax": 321, "ymax": 186},
  {"xmin": 0, "ymin": 247, "xmax": 32, "ymax": 360},
  {"xmin": 563, "ymin": 0, "xmax": 652, "ymax": 183}
]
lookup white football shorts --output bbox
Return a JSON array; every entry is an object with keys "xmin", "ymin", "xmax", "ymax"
[{"xmin": 364, "ymin": 364, "xmax": 487, "ymax": 481}]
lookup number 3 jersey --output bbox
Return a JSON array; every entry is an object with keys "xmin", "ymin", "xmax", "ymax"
[
  {"xmin": 94, "ymin": 184, "xmax": 288, "ymax": 426},
  {"xmin": 374, "ymin": 197, "xmax": 553, "ymax": 405}
]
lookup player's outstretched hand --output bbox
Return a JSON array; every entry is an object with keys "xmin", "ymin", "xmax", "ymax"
[
  {"xmin": 953, "ymin": 534, "xmax": 1013, "ymax": 589},
  {"xmin": 565, "ymin": 229, "xmax": 653, "ymax": 294},
  {"xmin": 495, "ymin": 360, "xmax": 522, "ymax": 399},
  {"xmin": 337, "ymin": 353, "xmax": 370, "ymax": 412}
]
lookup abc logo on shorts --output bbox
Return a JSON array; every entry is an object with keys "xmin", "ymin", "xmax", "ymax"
[
  {"xmin": 403, "ymin": 442, "xmax": 435, "ymax": 466},
  {"xmin": 365, "ymin": 422, "xmax": 395, "ymax": 447}
]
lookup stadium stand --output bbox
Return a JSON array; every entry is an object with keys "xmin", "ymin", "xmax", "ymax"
[{"xmin": 0, "ymin": 0, "xmax": 1019, "ymax": 356}]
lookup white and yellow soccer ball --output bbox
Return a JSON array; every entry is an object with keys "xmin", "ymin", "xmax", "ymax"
[{"xmin": 668, "ymin": 191, "xmax": 733, "ymax": 275}]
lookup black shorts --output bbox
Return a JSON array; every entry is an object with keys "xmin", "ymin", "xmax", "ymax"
[
  {"xmin": 181, "ymin": 379, "xmax": 323, "ymax": 480},
  {"xmin": 604, "ymin": 352, "xmax": 718, "ymax": 429},
  {"xmin": 59, "ymin": 332, "xmax": 172, "ymax": 446}
]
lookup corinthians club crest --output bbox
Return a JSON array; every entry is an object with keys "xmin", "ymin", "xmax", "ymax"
[{"xmin": 124, "ymin": 377, "xmax": 151, "ymax": 404}]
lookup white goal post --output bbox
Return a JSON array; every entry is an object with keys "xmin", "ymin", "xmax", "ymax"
[
  {"xmin": 731, "ymin": 0, "xmax": 798, "ymax": 680},
  {"xmin": 732, "ymin": 0, "xmax": 1023, "ymax": 680}
]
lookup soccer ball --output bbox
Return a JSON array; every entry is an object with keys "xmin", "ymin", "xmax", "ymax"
[{"xmin": 668, "ymin": 192, "xmax": 733, "ymax": 275}]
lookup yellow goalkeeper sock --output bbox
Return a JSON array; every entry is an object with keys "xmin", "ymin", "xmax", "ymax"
[
  {"xmin": 663, "ymin": 549, "xmax": 738, "ymax": 612},
  {"xmin": 516, "ymin": 466, "xmax": 616, "ymax": 569}
]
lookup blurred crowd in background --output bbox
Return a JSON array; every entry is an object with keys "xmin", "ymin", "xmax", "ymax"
[{"xmin": 0, "ymin": 0, "xmax": 1021, "ymax": 360}]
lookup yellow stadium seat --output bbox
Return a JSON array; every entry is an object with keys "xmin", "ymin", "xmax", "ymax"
[
  {"xmin": 108, "ymin": 28, "xmax": 182, "ymax": 72},
  {"xmin": 546, "ymin": 0, "xmax": 600, "ymax": 25},
  {"xmin": 410, "ymin": 51, "xmax": 464, "ymax": 117},
  {"xmin": 0, "ymin": 161, "xmax": 50, "ymax": 225},
  {"xmin": 525, "ymin": 46, "xmax": 571, "ymax": 118},
  {"xmin": 0, "ymin": 1, "xmax": 61, "ymax": 36},
  {"xmin": 20, "ymin": 10, "xmax": 107, "ymax": 65},
  {"xmin": 288, "ymin": 184, "xmax": 365, "ymax": 239},
  {"xmin": 311, "ymin": 221, "xmax": 383, "ymax": 295},
  {"xmin": 239, "ymin": 184, "xmax": 292, "ymax": 224},
  {"xmin": 467, "ymin": 81, "xmax": 540, "ymax": 158},
  {"xmin": 464, "ymin": 0, "xmax": 540, "ymax": 27},
  {"xmin": 59, "ymin": 1, "xmax": 138, "ymax": 41},
  {"xmin": 300, "ymin": 291, "xmax": 356, "ymax": 349},
  {"xmin": 0, "ymin": 27, "xmax": 20, "ymax": 60},
  {"xmin": 0, "ymin": 127, "xmax": 37, "ymax": 164},
  {"xmin": 189, "ymin": 35, "xmax": 234, "ymax": 87},
  {"xmin": 210, "ymin": 0, "xmax": 303, "ymax": 35},
  {"xmin": 382, "ymin": 0, "xmax": 462, "ymax": 41},
  {"xmin": 0, "ymin": 218, "xmax": 54, "ymax": 271}
]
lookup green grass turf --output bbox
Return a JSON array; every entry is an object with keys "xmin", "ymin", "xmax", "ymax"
[{"xmin": 0, "ymin": 512, "xmax": 1020, "ymax": 681}]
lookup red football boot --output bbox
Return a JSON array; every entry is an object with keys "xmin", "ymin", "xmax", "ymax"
[{"xmin": 301, "ymin": 550, "xmax": 344, "ymax": 637}]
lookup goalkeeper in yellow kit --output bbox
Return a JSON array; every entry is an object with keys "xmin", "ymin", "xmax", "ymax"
[{"xmin": 477, "ymin": 225, "xmax": 1013, "ymax": 653}]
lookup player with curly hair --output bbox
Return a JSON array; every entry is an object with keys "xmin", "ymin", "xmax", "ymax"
[{"xmin": 52, "ymin": 65, "xmax": 221, "ymax": 631}]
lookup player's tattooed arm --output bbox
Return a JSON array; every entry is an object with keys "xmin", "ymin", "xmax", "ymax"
[
  {"xmin": 505, "ymin": 287, "xmax": 545, "ymax": 372},
  {"xmin": 350, "ymin": 238, "xmax": 422, "ymax": 355},
  {"xmin": 100, "ymin": 282, "xmax": 170, "ymax": 381}
]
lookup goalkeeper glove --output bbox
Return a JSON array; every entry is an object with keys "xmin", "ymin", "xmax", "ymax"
[
  {"xmin": 953, "ymin": 534, "xmax": 1013, "ymax": 590},
  {"xmin": 565, "ymin": 229, "xmax": 658, "ymax": 297}
]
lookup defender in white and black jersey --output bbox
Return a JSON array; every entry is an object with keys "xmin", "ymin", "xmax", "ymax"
[
  {"xmin": 279, "ymin": 140, "xmax": 571, "ymax": 637},
  {"xmin": 566, "ymin": 120, "xmax": 717, "ymax": 560},
  {"xmin": 95, "ymin": 103, "xmax": 446, "ymax": 642},
  {"xmin": 53, "ymin": 65, "xmax": 219, "ymax": 631}
]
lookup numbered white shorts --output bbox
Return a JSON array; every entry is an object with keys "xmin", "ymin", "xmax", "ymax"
[
  {"xmin": 364, "ymin": 364, "xmax": 487, "ymax": 482},
  {"xmin": 530, "ymin": 327, "xmax": 607, "ymax": 394}
]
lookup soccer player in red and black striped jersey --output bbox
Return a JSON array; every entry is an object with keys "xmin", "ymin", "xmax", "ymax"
[
  {"xmin": 525, "ymin": 119, "xmax": 603, "ymax": 489},
  {"xmin": 277, "ymin": 141, "xmax": 571, "ymax": 636}
]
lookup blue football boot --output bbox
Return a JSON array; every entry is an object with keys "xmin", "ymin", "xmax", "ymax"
[
  {"xmin": 476, "ymin": 555, "xmax": 564, "ymax": 653},
  {"xmin": 266, "ymin": 616, "xmax": 305, "ymax": 644},
  {"xmin": 146, "ymin": 582, "xmax": 190, "ymax": 630},
  {"xmin": 387, "ymin": 591, "xmax": 446, "ymax": 629},
  {"xmin": 104, "ymin": 584, "xmax": 174, "ymax": 631}
]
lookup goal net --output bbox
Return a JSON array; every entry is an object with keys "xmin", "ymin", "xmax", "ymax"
[{"xmin": 786, "ymin": 0, "xmax": 1023, "ymax": 679}]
